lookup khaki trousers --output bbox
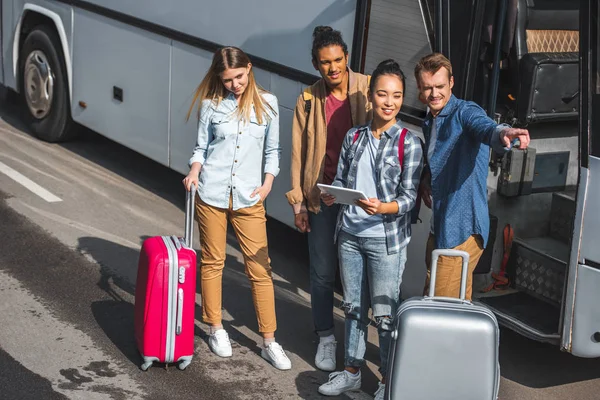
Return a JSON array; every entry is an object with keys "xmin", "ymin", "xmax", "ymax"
[
  {"xmin": 424, "ymin": 234, "xmax": 484, "ymax": 300},
  {"xmin": 195, "ymin": 195, "xmax": 276, "ymax": 333}
]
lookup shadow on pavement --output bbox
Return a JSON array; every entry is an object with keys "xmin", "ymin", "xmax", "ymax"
[
  {"xmin": 0, "ymin": 347, "xmax": 69, "ymax": 400},
  {"xmin": 295, "ymin": 370, "xmax": 330, "ymax": 399},
  {"xmin": 77, "ymin": 235, "xmax": 144, "ymax": 300},
  {"xmin": 90, "ymin": 300, "xmax": 139, "ymax": 367},
  {"xmin": 499, "ymin": 327, "xmax": 600, "ymax": 388}
]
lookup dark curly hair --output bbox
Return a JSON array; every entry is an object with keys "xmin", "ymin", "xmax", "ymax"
[
  {"xmin": 370, "ymin": 59, "xmax": 406, "ymax": 93},
  {"xmin": 311, "ymin": 26, "xmax": 348, "ymax": 63}
]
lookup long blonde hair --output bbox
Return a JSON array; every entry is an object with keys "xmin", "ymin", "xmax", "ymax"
[{"xmin": 186, "ymin": 46, "xmax": 275, "ymax": 124}]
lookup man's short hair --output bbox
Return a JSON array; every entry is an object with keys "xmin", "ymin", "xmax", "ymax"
[{"xmin": 414, "ymin": 53, "xmax": 453, "ymax": 85}]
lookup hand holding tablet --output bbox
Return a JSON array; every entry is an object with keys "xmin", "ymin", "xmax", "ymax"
[{"xmin": 317, "ymin": 184, "xmax": 369, "ymax": 206}]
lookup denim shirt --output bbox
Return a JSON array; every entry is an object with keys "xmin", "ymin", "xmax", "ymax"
[
  {"xmin": 423, "ymin": 94, "xmax": 509, "ymax": 249},
  {"xmin": 333, "ymin": 121, "xmax": 424, "ymax": 254},
  {"xmin": 189, "ymin": 92, "xmax": 280, "ymax": 210}
]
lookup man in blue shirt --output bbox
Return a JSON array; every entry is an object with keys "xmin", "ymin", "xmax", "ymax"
[{"xmin": 415, "ymin": 53, "xmax": 530, "ymax": 299}]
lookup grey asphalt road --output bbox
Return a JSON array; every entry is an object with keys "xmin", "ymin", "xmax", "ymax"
[{"xmin": 0, "ymin": 92, "xmax": 600, "ymax": 400}]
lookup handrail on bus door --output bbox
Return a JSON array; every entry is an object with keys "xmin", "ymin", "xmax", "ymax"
[
  {"xmin": 435, "ymin": 0, "xmax": 451, "ymax": 56},
  {"xmin": 487, "ymin": 0, "xmax": 508, "ymax": 118},
  {"xmin": 463, "ymin": 0, "xmax": 487, "ymax": 101}
]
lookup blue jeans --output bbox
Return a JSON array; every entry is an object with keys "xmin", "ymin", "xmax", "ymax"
[
  {"xmin": 338, "ymin": 230, "xmax": 407, "ymax": 377},
  {"xmin": 307, "ymin": 203, "xmax": 340, "ymax": 337}
]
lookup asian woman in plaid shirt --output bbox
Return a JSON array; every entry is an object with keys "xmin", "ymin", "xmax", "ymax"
[{"xmin": 317, "ymin": 59, "xmax": 424, "ymax": 399}]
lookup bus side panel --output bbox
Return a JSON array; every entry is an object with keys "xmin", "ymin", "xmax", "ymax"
[
  {"xmin": 77, "ymin": 0, "xmax": 357, "ymax": 78},
  {"xmin": 0, "ymin": 0, "xmax": 7, "ymax": 85},
  {"xmin": 167, "ymin": 42, "xmax": 213, "ymax": 176},
  {"xmin": 265, "ymin": 74, "xmax": 300, "ymax": 228},
  {"xmin": 571, "ymin": 155, "xmax": 600, "ymax": 357},
  {"xmin": 3, "ymin": 0, "xmax": 18, "ymax": 89},
  {"xmin": 580, "ymin": 156, "xmax": 600, "ymax": 272},
  {"xmin": 71, "ymin": 9, "xmax": 170, "ymax": 166},
  {"xmin": 571, "ymin": 263, "xmax": 600, "ymax": 357}
]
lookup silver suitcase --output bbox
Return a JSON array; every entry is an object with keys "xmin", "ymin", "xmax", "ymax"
[{"xmin": 385, "ymin": 249, "xmax": 500, "ymax": 400}]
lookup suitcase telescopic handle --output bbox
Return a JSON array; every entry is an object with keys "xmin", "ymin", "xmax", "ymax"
[
  {"xmin": 428, "ymin": 249, "xmax": 471, "ymax": 300},
  {"xmin": 184, "ymin": 184, "xmax": 196, "ymax": 248}
]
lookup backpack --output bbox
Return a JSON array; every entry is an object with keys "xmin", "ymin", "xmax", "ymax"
[{"xmin": 351, "ymin": 127, "xmax": 423, "ymax": 224}]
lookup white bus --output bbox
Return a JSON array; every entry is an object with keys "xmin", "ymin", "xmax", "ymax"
[{"xmin": 1, "ymin": 0, "xmax": 599, "ymax": 359}]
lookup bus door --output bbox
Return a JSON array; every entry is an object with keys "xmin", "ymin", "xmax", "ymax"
[
  {"xmin": 561, "ymin": 0, "xmax": 600, "ymax": 358},
  {"xmin": 0, "ymin": 0, "xmax": 4, "ymax": 84}
]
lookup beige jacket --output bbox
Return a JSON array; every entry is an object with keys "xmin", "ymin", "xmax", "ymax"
[{"xmin": 285, "ymin": 69, "xmax": 372, "ymax": 214}]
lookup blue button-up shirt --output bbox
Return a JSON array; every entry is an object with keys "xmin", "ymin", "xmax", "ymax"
[
  {"xmin": 189, "ymin": 93, "xmax": 280, "ymax": 210},
  {"xmin": 423, "ymin": 94, "xmax": 508, "ymax": 249},
  {"xmin": 333, "ymin": 121, "xmax": 424, "ymax": 254}
]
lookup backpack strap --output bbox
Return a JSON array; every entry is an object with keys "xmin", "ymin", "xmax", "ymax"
[
  {"xmin": 351, "ymin": 125, "xmax": 369, "ymax": 145},
  {"xmin": 397, "ymin": 129, "xmax": 425, "ymax": 225},
  {"xmin": 398, "ymin": 128, "xmax": 409, "ymax": 168},
  {"xmin": 302, "ymin": 87, "xmax": 313, "ymax": 116}
]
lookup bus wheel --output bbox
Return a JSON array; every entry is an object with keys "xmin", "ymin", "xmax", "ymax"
[{"xmin": 20, "ymin": 25, "xmax": 76, "ymax": 142}]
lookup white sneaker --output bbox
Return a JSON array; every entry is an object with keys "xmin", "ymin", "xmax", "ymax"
[
  {"xmin": 315, "ymin": 339, "xmax": 336, "ymax": 371},
  {"xmin": 374, "ymin": 382, "xmax": 385, "ymax": 400},
  {"xmin": 208, "ymin": 329, "xmax": 232, "ymax": 357},
  {"xmin": 261, "ymin": 342, "xmax": 292, "ymax": 370},
  {"xmin": 318, "ymin": 370, "xmax": 362, "ymax": 396}
]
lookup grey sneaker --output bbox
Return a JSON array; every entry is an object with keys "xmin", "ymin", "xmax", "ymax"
[
  {"xmin": 374, "ymin": 382, "xmax": 385, "ymax": 400},
  {"xmin": 318, "ymin": 370, "xmax": 362, "ymax": 396},
  {"xmin": 315, "ymin": 339, "xmax": 336, "ymax": 371}
]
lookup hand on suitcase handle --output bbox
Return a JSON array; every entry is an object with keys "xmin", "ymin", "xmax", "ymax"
[
  {"xmin": 183, "ymin": 163, "xmax": 201, "ymax": 192},
  {"xmin": 428, "ymin": 249, "xmax": 471, "ymax": 300},
  {"xmin": 184, "ymin": 184, "xmax": 196, "ymax": 248},
  {"xmin": 183, "ymin": 174, "xmax": 199, "ymax": 192}
]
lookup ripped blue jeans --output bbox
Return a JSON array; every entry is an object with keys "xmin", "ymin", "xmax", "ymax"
[{"xmin": 338, "ymin": 230, "xmax": 407, "ymax": 377}]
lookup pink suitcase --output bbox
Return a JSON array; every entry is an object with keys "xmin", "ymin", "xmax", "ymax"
[{"xmin": 134, "ymin": 187, "xmax": 197, "ymax": 371}]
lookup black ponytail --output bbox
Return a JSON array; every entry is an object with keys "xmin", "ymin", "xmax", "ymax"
[
  {"xmin": 311, "ymin": 26, "xmax": 348, "ymax": 62},
  {"xmin": 370, "ymin": 59, "xmax": 406, "ymax": 93}
]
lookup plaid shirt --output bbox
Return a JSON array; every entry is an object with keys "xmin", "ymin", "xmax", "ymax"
[{"xmin": 332, "ymin": 121, "xmax": 424, "ymax": 254}]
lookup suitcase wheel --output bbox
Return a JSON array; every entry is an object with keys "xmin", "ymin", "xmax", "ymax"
[
  {"xmin": 140, "ymin": 361, "xmax": 153, "ymax": 371},
  {"xmin": 178, "ymin": 360, "xmax": 191, "ymax": 371}
]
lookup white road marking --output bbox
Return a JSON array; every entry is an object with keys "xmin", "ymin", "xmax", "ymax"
[
  {"xmin": 15, "ymin": 200, "xmax": 139, "ymax": 247},
  {"xmin": 0, "ymin": 161, "xmax": 62, "ymax": 202}
]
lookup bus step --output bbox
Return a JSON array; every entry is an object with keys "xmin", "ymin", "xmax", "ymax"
[
  {"xmin": 507, "ymin": 236, "xmax": 569, "ymax": 306},
  {"xmin": 549, "ymin": 191, "xmax": 576, "ymax": 245},
  {"xmin": 479, "ymin": 291, "xmax": 560, "ymax": 336}
]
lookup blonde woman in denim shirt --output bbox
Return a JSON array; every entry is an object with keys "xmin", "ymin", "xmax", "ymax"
[
  {"xmin": 182, "ymin": 47, "xmax": 290, "ymax": 370},
  {"xmin": 318, "ymin": 60, "xmax": 423, "ymax": 399}
]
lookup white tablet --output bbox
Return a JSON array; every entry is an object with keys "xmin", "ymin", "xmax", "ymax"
[{"xmin": 317, "ymin": 184, "xmax": 369, "ymax": 206}]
